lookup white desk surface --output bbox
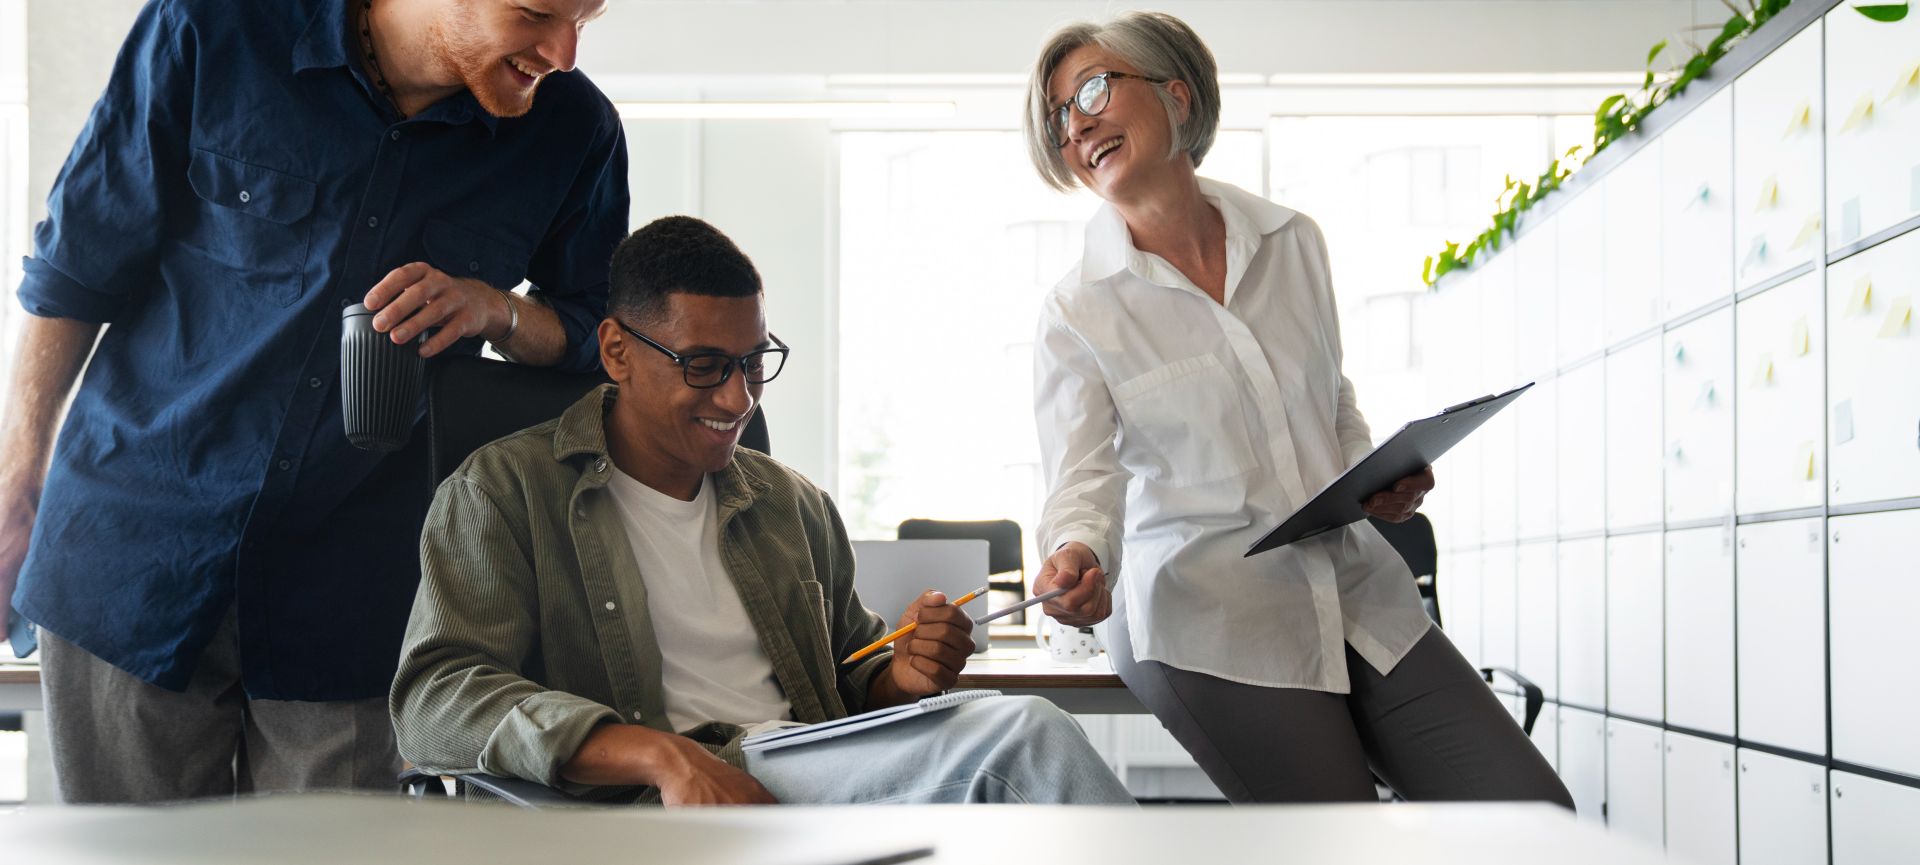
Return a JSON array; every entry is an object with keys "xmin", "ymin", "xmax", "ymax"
[{"xmin": 2, "ymin": 792, "xmax": 1665, "ymax": 865}]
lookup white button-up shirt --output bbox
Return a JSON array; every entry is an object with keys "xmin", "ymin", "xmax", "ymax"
[{"xmin": 1034, "ymin": 178, "xmax": 1432, "ymax": 692}]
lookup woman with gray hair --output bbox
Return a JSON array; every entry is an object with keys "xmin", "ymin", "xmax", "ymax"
[{"xmin": 1024, "ymin": 11, "xmax": 1571, "ymax": 807}]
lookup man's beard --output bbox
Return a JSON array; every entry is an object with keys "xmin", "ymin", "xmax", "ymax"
[{"xmin": 429, "ymin": 19, "xmax": 539, "ymax": 118}]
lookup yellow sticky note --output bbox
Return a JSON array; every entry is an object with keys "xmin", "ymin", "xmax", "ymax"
[
  {"xmin": 1849, "ymin": 275, "xmax": 1875, "ymax": 314},
  {"xmin": 1789, "ymin": 214, "xmax": 1822, "ymax": 250},
  {"xmin": 1752, "ymin": 353, "xmax": 1774, "ymax": 386},
  {"xmin": 1881, "ymin": 296, "xmax": 1913, "ymax": 338},
  {"xmin": 1840, "ymin": 95, "xmax": 1875, "ymax": 133},
  {"xmin": 1791, "ymin": 316, "xmax": 1810, "ymax": 356},
  {"xmin": 1782, "ymin": 101, "xmax": 1811, "ymax": 138},
  {"xmin": 1756, "ymin": 177, "xmax": 1780, "ymax": 211},
  {"xmin": 1796, "ymin": 441, "xmax": 1815, "ymax": 481}
]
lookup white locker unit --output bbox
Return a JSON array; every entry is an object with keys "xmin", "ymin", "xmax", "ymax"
[
  {"xmin": 1664, "ymin": 733, "xmax": 1737, "ymax": 865},
  {"xmin": 1605, "ymin": 337, "xmax": 1664, "ymax": 530},
  {"xmin": 1558, "ymin": 537, "xmax": 1607, "ymax": 710},
  {"xmin": 1603, "ymin": 143, "xmax": 1664, "ymax": 343},
  {"xmin": 1829, "ymin": 508, "xmax": 1920, "ymax": 778},
  {"xmin": 1605, "ymin": 719, "xmax": 1665, "ymax": 850},
  {"xmin": 1426, "ymin": 277, "xmax": 1483, "ymax": 551},
  {"xmin": 1736, "ymin": 272, "xmax": 1826, "ymax": 515},
  {"xmin": 1733, "ymin": 23, "xmax": 1826, "ymax": 290},
  {"xmin": 1557, "ymin": 189, "xmax": 1608, "ymax": 366},
  {"xmin": 1830, "ymin": 770, "xmax": 1920, "ymax": 865},
  {"xmin": 1823, "ymin": 3, "xmax": 1920, "ymax": 249},
  {"xmin": 1559, "ymin": 706, "xmax": 1608, "ymax": 823},
  {"xmin": 1531, "ymin": 702, "xmax": 1560, "ymax": 772},
  {"xmin": 1516, "ymin": 376, "xmax": 1559, "ymax": 540},
  {"xmin": 1479, "ymin": 412, "xmax": 1519, "ymax": 546},
  {"xmin": 1556, "ymin": 361, "xmax": 1606, "ymax": 536},
  {"xmin": 1663, "ymin": 308, "xmax": 1736, "ymax": 523},
  {"xmin": 1515, "ymin": 222, "xmax": 1559, "ymax": 381},
  {"xmin": 1738, "ymin": 749, "xmax": 1830, "ymax": 865},
  {"xmin": 1605, "ymin": 532, "xmax": 1663, "ymax": 721},
  {"xmin": 1442, "ymin": 547, "xmax": 1483, "ymax": 670},
  {"xmin": 1664, "ymin": 525, "xmax": 1735, "ymax": 737},
  {"xmin": 1480, "ymin": 251, "xmax": 1520, "ymax": 385},
  {"xmin": 1736, "ymin": 517, "xmax": 1828, "ymax": 755},
  {"xmin": 1479, "ymin": 545, "xmax": 1518, "ymax": 672},
  {"xmin": 1825, "ymin": 228, "xmax": 1920, "ymax": 506},
  {"xmin": 1515, "ymin": 539, "xmax": 1559, "ymax": 699},
  {"xmin": 1480, "ymin": 255, "xmax": 1521, "ymax": 545},
  {"xmin": 1661, "ymin": 88, "xmax": 1735, "ymax": 319}
]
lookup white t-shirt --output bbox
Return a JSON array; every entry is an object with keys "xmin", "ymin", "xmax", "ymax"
[{"xmin": 604, "ymin": 469, "xmax": 792, "ymax": 733}]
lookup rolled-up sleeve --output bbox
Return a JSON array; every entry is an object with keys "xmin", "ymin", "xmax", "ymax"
[
  {"xmin": 19, "ymin": 0, "xmax": 193, "ymax": 323},
  {"xmin": 1034, "ymin": 310, "xmax": 1128, "ymax": 575},
  {"xmin": 391, "ymin": 476, "xmax": 618, "ymax": 788},
  {"xmin": 523, "ymin": 106, "xmax": 628, "ymax": 373}
]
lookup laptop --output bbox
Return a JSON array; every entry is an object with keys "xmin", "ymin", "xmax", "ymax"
[{"xmin": 851, "ymin": 539, "xmax": 992, "ymax": 653}]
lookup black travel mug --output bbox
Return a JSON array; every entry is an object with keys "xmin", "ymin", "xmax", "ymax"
[{"xmin": 340, "ymin": 303, "xmax": 424, "ymax": 451}]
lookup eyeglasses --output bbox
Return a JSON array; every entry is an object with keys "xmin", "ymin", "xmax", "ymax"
[
  {"xmin": 617, "ymin": 320, "xmax": 790, "ymax": 389},
  {"xmin": 1045, "ymin": 70, "xmax": 1168, "ymax": 150}
]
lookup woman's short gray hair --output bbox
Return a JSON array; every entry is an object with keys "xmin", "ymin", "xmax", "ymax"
[{"xmin": 1023, "ymin": 11, "xmax": 1221, "ymax": 192}]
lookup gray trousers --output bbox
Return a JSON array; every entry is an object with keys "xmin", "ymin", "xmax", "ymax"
[
  {"xmin": 38, "ymin": 610, "xmax": 401, "ymax": 804},
  {"xmin": 743, "ymin": 694, "xmax": 1134, "ymax": 804},
  {"xmin": 1108, "ymin": 612, "xmax": 1573, "ymax": 807}
]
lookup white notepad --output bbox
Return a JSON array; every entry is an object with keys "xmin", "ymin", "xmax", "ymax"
[{"xmin": 741, "ymin": 689, "xmax": 1002, "ymax": 753}]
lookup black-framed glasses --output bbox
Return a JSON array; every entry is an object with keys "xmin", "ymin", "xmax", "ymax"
[
  {"xmin": 1045, "ymin": 71, "xmax": 1168, "ymax": 149},
  {"xmin": 617, "ymin": 321, "xmax": 790, "ymax": 389}
]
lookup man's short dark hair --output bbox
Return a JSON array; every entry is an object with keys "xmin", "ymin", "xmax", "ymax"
[{"xmin": 608, "ymin": 216, "xmax": 763, "ymax": 325}]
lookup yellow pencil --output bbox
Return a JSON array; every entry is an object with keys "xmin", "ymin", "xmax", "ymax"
[{"xmin": 842, "ymin": 585, "xmax": 989, "ymax": 665}]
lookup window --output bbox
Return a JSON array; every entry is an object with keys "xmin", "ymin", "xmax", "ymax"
[{"xmin": 0, "ymin": 0, "xmax": 27, "ymax": 410}]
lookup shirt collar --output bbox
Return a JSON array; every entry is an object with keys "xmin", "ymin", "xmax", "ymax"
[
  {"xmin": 554, "ymin": 384, "xmax": 765, "ymax": 514},
  {"xmin": 291, "ymin": 0, "xmax": 500, "ymax": 137},
  {"xmin": 1077, "ymin": 177, "xmax": 1296, "ymax": 285}
]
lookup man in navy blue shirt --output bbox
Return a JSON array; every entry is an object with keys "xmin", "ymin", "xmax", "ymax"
[{"xmin": 0, "ymin": 0, "xmax": 626, "ymax": 802}]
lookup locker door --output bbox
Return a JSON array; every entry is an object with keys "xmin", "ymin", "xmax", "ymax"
[
  {"xmin": 1606, "ymin": 532, "xmax": 1663, "ymax": 721},
  {"xmin": 1516, "ymin": 376, "xmax": 1559, "ymax": 540},
  {"xmin": 1480, "ymin": 545, "xmax": 1517, "ymax": 672},
  {"xmin": 1557, "ymin": 361, "xmax": 1606, "ymax": 536},
  {"xmin": 1823, "ymin": 3, "xmax": 1920, "ymax": 248},
  {"xmin": 1531, "ymin": 702, "xmax": 1560, "ymax": 772},
  {"xmin": 1738, "ymin": 749, "xmax": 1829, "ymax": 865},
  {"xmin": 1557, "ymin": 190, "xmax": 1608, "ymax": 365},
  {"xmin": 1735, "ymin": 273, "xmax": 1826, "ymax": 515},
  {"xmin": 1733, "ymin": 24, "xmax": 1825, "ymax": 290},
  {"xmin": 1558, "ymin": 537, "xmax": 1606, "ymax": 710},
  {"xmin": 1442, "ymin": 548, "xmax": 1482, "ymax": 671},
  {"xmin": 1515, "ymin": 539, "xmax": 1559, "ymax": 699},
  {"xmin": 1830, "ymin": 509, "xmax": 1920, "ymax": 777},
  {"xmin": 1605, "ymin": 719, "xmax": 1664, "ymax": 850},
  {"xmin": 1482, "ymin": 412, "xmax": 1519, "ymax": 546},
  {"xmin": 1664, "ymin": 526, "xmax": 1735, "ymax": 737},
  {"xmin": 1736, "ymin": 518, "xmax": 1827, "ymax": 755},
  {"xmin": 1604, "ymin": 145, "xmax": 1663, "ymax": 344},
  {"xmin": 1516, "ymin": 225, "xmax": 1559, "ymax": 382},
  {"xmin": 1559, "ymin": 706, "xmax": 1607, "ymax": 823},
  {"xmin": 1830, "ymin": 770, "xmax": 1920, "ymax": 865},
  {"xmin": 1825, "ymin": 229, "xmax": 1920, "ymax": 506},
  {"xmin": 1606, "ymin": 338, "xmax": 1664, "ymax": 530},
  {"xmin": 1665, "ymin": 733, "xmax": 1736, "ymax": 865},
  {"xmin": 1661, "ymin": 88, "xmax": 1734, "ymax": 319},
  {"xmin": 1664, "ymin": 308, "xmax": 1735, "ymax": 523},
  {"xmin": 1481, "ymin": 254, "xmax": 1521, "ymax": 545}
]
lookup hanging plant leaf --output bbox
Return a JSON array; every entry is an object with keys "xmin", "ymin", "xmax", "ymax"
[
  {"xmin": 1646, "ymin": 39, "xmax": 1669, "ymax": 67},
  {"xmin": 1852, "ymin": 3, "xmax": 1909, "ymax": 22}
]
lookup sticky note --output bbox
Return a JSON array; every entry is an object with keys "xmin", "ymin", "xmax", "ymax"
[
  {"xmin": 1791, "ymin": 316, "xmax": 1810, "ymax": 355},
  {"xmin": 1840, "ymin": 95, "xmax": 1875, "ymax": 133},
  {"xmin": 1896, "ymin": 61, "xmax": 1920, "ymax": 98},
  {"xmin": 1911, "ymin": 163, "xmax": 1920, "ymax": 211},
  {"xmin": 1756, "ymin": 177, "xmax": 1780, "ymax": 211},
  {"xmin": 1881, "ymin": 296, "xmax": 1913, "ymax": 338},
  {"xmin": 1796, "ymin": 441, "xmax": 1815, "ymax": 481},
  {"xmin": 1696, "ymin": 380, "xmax": 1717, "ymax": 408},
  {"xmin": 1782, "ymin": 102, "xmax": 1811, "ymax": 138},
  {"xmin": 1684, "ymin": 183, "xmax": 1711, "ymax": 210},
  {"xmin": 1743, "ymin": 235, "xmax": 1768, "ymax": 272},
  {"xmin": 1849, "ymin": 275, "xmax": 1874, "ymax": 314},
  {"xmin": 1789, "ymin": 214, "xmax": 1822, "ymax": 250},
  {"xmin": 1672, "ymin": 342, "xmax": 1688, "ymax": 365},
  {"xmin": 1840, "ymin": 198, "xmax": 1861, "ymax": 245},
  {"xmin": 1752, "ymin": 353, "xmax": 1774, "ymax": 386},
  {"xmin": 1835, "ymin": 399, "xmax": 1855, "ymax": 446}
]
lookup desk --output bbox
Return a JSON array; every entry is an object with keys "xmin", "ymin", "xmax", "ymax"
[
  {"xmin": 955, "ymin": 649, "xmax": 1143, "ymax": 714},
  {"xmin": 0, "ymin": 666, "xmax": 38, "ymax": 712},
  {"xmin": 5, "ymin": 791, "xmax": 1664, "ymax": 864}
]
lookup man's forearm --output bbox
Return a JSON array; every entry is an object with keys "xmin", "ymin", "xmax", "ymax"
[
  {"xmin": 559, "ymin": 721, "xmax": 698, "ymax": 788},
  {"xmin": 1, "ymin": 315, "xmax": 101, "ymax": 495},
  {"xmin": 490, "ymin": 292, "xmax": 568, "ymax": 367}
]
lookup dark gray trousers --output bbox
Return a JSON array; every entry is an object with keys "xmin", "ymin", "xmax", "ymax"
[
  {"xmin": 37, "ymin": 610, "xmax": 401, "ymax": 804},
  {"xmin": 1108, "ymin": 612, "xmax": 1573, "ymax": 807}
]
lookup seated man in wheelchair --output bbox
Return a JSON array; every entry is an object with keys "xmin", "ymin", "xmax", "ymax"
[{"xmin": 390, "ymin": 216, "xmax": 1132, "ymax": 805}]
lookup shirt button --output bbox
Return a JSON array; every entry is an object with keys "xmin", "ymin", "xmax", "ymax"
[
  {"xmin": 604, "ymin": 601, "xmax": 616, "ymax": 611},
  {"xmin": 341, "ymin": 298, "xmax": 353, "ymax": 307},
  {"xmin": 367, "ymin": 216, "xmax": 380, "ymax": 228},
  {"xmin": 308, "ymin": 377, "xmax": 323, "ymax": 388},
  {"xmin": 593, "ymin": 458, "xmax": 607, "ymax": 473},
  {"xmin": 632, "ymin": 711, "xmax": 642, "ymax": 721},
  {"xmin": 575, "ymin": 506, "xmax": 588, "ymax": 519},
  {"xmin": 390, "ymin": 129, "xmax": 402, "ymax": 141},
  {"xmin": 277, "ymin": 459, "xmax": 292, "ymax": 471},
  {"xmin": 238, "ymin": 190, "xmax": 251, "ymax": 204},
  {"xmin": 467, "ymin": 260, "xmax": 481, "ymax": 273}
]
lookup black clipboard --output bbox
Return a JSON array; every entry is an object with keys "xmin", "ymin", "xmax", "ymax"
[{"xmin": 1244, "ymin": 383, "xmax": 1534, "ymax": 557}]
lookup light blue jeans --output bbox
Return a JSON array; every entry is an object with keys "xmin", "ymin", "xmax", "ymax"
[{"xmin": 741, "ymin": 695, "xmax": 1134, "ymax": 804}]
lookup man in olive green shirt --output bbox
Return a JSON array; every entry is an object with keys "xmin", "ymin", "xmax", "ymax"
[{"xmin": 391, "ymin": 217, "xmax": 1132, "ymax": 805}]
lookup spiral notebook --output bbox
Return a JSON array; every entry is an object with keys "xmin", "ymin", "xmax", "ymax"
[{"xmin": 741, "ymin": 689, "xmax": 1002, "ymax": 753}]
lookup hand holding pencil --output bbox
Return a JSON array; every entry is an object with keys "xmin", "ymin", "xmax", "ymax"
[{"xmin": 852, "ymin": 587, "xmax": 980, "ymax": 697}]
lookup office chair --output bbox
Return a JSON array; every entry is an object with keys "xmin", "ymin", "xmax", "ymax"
[
  {"xmin": 399, "ymin": 354, "xmax": 769, "ymax": 805},
  {"xmin": 895, "ymin": 519, "xmax": 1027, "ymax": 623}
]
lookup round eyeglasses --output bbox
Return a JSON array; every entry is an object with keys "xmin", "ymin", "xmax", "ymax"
[
  {"xmin": 617, "ymin": 320, "xmax": 790, "ymax": 389},
  {"xmin": 1045, "ymin": 70, "xmax": 1168, "ymax": 150}
]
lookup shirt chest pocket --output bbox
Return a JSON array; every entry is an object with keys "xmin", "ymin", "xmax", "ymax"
[
  {"xmin": 1111, "ymin": 354, "xmax": 1260, "ymax": 486},
  {"xmin": 184, "ymin": 149, "xmax": 318, "ymax": 306},
  {"xmin": 423, "ymin": 219, "xmax": 533, "ymax": 291}
]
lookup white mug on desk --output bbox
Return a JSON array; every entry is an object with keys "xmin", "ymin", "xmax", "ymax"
[{"xmin": 1037, "ymin": 615, "xmax": 1103, "ymax": 663}]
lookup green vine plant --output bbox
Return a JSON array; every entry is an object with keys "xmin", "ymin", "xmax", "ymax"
[{"xmin": 1422, "ymin": 0, "xmax": 1906, "ymax": 287}]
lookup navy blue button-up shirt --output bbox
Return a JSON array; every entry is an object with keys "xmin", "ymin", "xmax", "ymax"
[{"xmin": 13, "ymin": 0, "xmax": 628, "ymax": 700}]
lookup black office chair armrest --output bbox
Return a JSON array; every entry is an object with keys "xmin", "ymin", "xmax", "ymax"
[
  {"xmin": 397, "ymin": 768, "xmax": 579, "ymax": 807},
  {"xmin": 1479, "ymin": 666, "xmax": 1544, "ymax": 736}
]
